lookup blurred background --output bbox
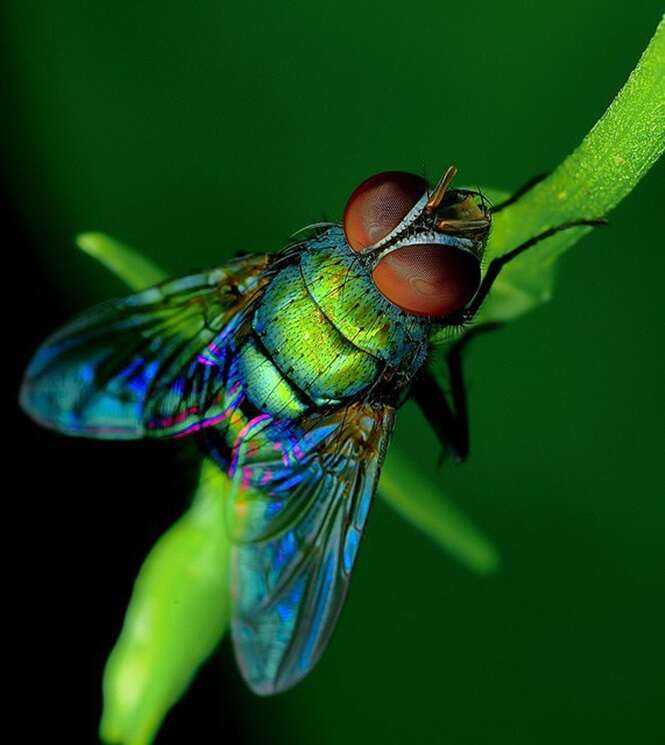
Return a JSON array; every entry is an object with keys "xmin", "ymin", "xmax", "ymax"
[{"xmin": 4, "ymin": 1, "xmax": 664, "ymax": 743}]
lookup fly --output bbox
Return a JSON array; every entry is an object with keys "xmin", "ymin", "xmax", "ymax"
[{"xmin": 20, "ymin": 167, "xmax": 605, "ymax": 694}]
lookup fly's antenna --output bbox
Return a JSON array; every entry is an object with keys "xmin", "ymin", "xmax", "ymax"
[{"xmin": 424, "ymin": 165, "xmax": 458, "ymax": 215}]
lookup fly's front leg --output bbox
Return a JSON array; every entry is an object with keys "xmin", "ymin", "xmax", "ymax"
[
  {"xmin": 455, "ymin": 218, "xmax": 607, "ymax": 323},
  {"xmin": 412, "ymin": 323, "xmax": 501, "ymax": 464}
]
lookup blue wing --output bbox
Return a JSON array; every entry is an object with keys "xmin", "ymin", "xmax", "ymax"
[
  {"xmin": 20, "ymin": 254, "xmax": 270, "ymax": 439},
  {"xmin": 222, "ymin": 402, "xmax": 395, "ymax": 694}
]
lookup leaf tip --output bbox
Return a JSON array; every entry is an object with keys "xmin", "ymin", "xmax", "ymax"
[{"xmin": 76, "ymin": 231, "xmax": 107, "ymax": 257}]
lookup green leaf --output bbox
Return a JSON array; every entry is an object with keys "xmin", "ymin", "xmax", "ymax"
[
  {"xmin": 380, "ymin": 450, "xmax": 499, "ymax": 575},
  {"xmin": 77, "ymin": 233, "xmax": 167, "ymax": 291},
  {"xmin": 100, "ymin": 460, "xmax": 231, "ymax": 745}
]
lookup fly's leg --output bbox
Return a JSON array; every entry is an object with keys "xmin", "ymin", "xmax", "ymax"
[
  {"xmin": 454, "ymin": 218, "xmax": 607, "ymax": 323},
  {"xmin": 411, "ymin": 369, "xmax": 461, "ymax": 463},
  {"xmin": 490, "ymin": 173, "xmax": 547, "ymax": 214},
  {"xmin": 421, "ymin": 218, "xmax": 607, "ymax": 460},
  {"xmin": 412, "ymin": 323, "xmax": 501, "ymax": 464}
]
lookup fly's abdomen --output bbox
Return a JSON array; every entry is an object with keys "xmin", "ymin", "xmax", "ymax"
[
  {"xmin": 236, "ymin": 337, "xmax": 309, "ymax": 419},
  {"xmin": 252, "ymin": 264, "xmax": 379, "ymax": 406}
]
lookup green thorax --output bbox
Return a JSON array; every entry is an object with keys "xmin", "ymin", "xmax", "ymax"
[{"xmin": 252, "ymin": 227, "xmax": 430, "ymax": 408}]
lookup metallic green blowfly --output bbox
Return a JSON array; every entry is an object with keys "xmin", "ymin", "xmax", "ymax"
[{"xmin": 19, "ymin": 167, "xmax": 604, "ymax": 694}]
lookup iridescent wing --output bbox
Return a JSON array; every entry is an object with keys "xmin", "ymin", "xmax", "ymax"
[
  {"xmin": 22, "ymin": 242, "xmax": 395, "ymax": 695},
  {"xmin": 218, "ymin": 401, "xmax": 395, "ymax": 694},
  {"xmin": 20, "ymin": 254, "xmax": 270, "ymax": 438}
]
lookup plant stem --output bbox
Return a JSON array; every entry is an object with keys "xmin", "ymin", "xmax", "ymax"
[{"xmin": 476, "ymin": 16, "xmax": 665, "ymax": 325}]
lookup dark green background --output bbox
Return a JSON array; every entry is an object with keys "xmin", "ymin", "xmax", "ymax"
[{"xmin": 4, "ymin": 2, "xmax": 664, "ymax": 743}]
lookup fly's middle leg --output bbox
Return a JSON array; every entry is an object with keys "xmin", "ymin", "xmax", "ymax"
[
  {"xmin": 451, "ymin": 218, "xmax": 608, "ymax": 326},
  {"xmin": 411, "ymin": 323, "xmax": 501, "ymax": 464}
]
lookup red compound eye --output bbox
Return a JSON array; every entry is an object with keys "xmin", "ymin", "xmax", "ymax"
[
  {"xmin": 372, "ymin": 243, "xmax": 480, "ymax": 317},
  {"xmin": 343, "ymin": 171, "xmax": 427, "ymax": 252}
]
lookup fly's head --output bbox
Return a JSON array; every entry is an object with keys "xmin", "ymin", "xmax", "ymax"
[{"xmin": 342, "ymin": 168, "xmax": 490, "ymax": 319}]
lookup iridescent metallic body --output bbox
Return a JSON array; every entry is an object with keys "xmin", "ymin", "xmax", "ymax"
[
  {"xmin": 300, "ymin": 228, "xmax": 430, "ymax": 364},
  {"xmin": 20, "ymin": 177, "xmax": 491, "ymax": 694}
]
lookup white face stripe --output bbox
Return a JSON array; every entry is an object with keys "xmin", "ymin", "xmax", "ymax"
[
  {"xmin": 367, "ymin": 192, "xmax": 430, "ymax": 251},
  {"xmin": 374, "ymin": 231, "xmax": 477, "ymax": 264},
  {"xmin": 346, "ymin": 181, "xmax": 489, "ymax": 268},
  {"xmin": 363, "ymin": 186, "xmax": 479, "ymax": 264}
]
